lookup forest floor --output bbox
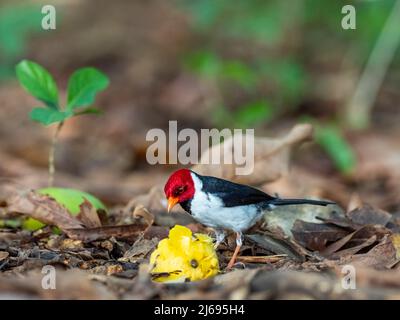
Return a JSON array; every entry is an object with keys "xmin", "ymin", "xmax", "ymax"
[{"xmin": 2, "ymin": 0, "xmax": 400, "ymax": 300}]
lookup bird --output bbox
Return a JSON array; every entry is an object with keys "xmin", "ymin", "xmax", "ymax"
[{"xmin": 164, "ymin": 168, "xmax": 335, "ymax": 270}]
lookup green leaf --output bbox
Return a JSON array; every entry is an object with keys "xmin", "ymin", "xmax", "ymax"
[
  {"xmin": 67, "ymin": 68, "xmax": 109, "ymax": 110},
  {"xmin": 221, "ymin": 61, "xmax": 257, "ymax": 88},
  {"xmin": 38, "ymin": 187, "xmax": 107, "ymax": 215},
  {"xmin": 30, "ymin": 108, "xmax": 73, "ymax": 126},
  {"xmin": 315, "ymin": 125, "xmax": 356, "ymax": 174},
  {"xmin": 22, "ymin": 217, "xmax": 46, "ymax": 231},
  {"xmin": 74, "ymin": 107, "xmax": 103, "ymax": 116},
  {"xmin": 15, "ymin": 60, "xmax": 59, "ymax": 109},
  {"xmin": 233, "ymin": 100, "xmax": 273, "ymax": 128},
  {"xmin": 184, "ymin": 51, "xmax": 221, "ymax": 78}
]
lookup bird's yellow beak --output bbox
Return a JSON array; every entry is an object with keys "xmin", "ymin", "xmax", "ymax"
[{"xmin": 167, "ymin": 197, "xmax": 179, "ymax": 213}]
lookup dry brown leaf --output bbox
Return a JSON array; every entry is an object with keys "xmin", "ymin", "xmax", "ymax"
[
  {"xmin": 8, "ymin": 191, "xmax": 84, "ymax": 230},
  {"xmin": 7, "ymin": 191, "xmax": 156, "ymax": 242},
  {"xmin": 350, "ymin": 224, "xmax": 390, "ymax": 241},
  {"xmin": 321, "ymin": 224, "xmax": 390, "ymax": 258},
  {"xmin": 119, "ymin": 238, "xmax": 159, "ymax": 263},
  {"xmin": 192, "ymin": 124, "xmax": 313, "ymax": 185},
  {"xmin": 331, "ymin": 235, "xmax": 377, "ymax": 259},
  {"xmin": 77, "ymin": 199, "xmax": 102, "ymax": 228},
  {"xmin": 0, "ymin": 251, "xmax": 9, "ymax": 262},
  {"xmin": 346, "ymin": 193, "xmax": 363, "ymax": 212},
  {"xmin": 346, "ymin": 204, "xmax": 392, "ymax": 227},
  {"xmin": 320, "ymin": 230, "xmax": 358, "ymax": 257},
  {"xmin": 291, "ymin": 219, "xmax": 349, "ymax": 251},
  {"xmin": 124, "ymin": 186, "xmax": 166, "ymax": 218},
  {"xmin": 349, "ymin": 235, "xmax": 398, "ymax": 269},
  {"xmin": 133, "ymin": 205, "xmax": 154, "ymax": 227}
]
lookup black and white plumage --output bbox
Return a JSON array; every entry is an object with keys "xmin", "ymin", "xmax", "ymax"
[{"xmin": 164, "ymin": 169, "xmax": 335, "ymax": 269}]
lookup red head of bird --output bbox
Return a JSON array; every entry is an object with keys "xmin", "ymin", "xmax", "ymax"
[{"xmin": 164, "ymin": 169, "xmax": 195, "ymax": 212}]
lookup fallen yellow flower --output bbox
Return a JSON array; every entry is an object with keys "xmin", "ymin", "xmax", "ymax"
[{"xmin": 150, "ymin": 225, "xmax": 220, "ymax": 282}]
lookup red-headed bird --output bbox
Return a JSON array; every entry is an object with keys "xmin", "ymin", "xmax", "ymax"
[{"xmin": 164, "ymin": 169, "xmax": 335, "ymax": 269}]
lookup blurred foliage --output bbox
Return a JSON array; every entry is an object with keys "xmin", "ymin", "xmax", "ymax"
[
  {"xmin": 180, "ymin": 0, "xmax": 308, "ymax": 129},
  {"xmin": 0, "ymin": 1, "xmax": 396, "ymax": 176},
  {"xmin": 184, "ymin": 51, "xmax": 258, "ymax": 89},
  {"xmin": 0, "ymin": 4, "xmax": 43, "ymax": 80},
  {"xmin": 232, "ymin": 100, "xmax": 274, "ymax": 128},
  {"xmin": 212, "ymin": 100, "xmax": 274, "ymax": 129},
  {"xmin": 305, "ymin": 0, "xmax": 398, "ymax": 56},
  {"xmin": 0, "ymin": 219, "xmax": 21, "ymax": 229},
  {"xmin": 181, "ymin": 0, "xmax": 397, "ymax": 124},
  {"xmin": 299, "ymin": 114, "xmax": 356, "ymax": 174},
  {"xmin": 315, "ymin": 124, "xmax": 356, "ymax": 174},
  {"xmin": 179, "ymin": 0, "xmax": 396, "ymax": 173},
  {"xmin": 180, "ymin": 0, "xmax": 293, "ymax": 43}
]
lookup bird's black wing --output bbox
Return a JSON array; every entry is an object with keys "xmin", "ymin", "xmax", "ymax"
[{"xmin": 198, "ymin": 174, "xmax": 275, "ymax": 207}]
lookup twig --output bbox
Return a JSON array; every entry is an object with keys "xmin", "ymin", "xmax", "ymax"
[
  {"xmin": 48, "ymin": 121, "xmax": 64, "ymax": 187},
  {"xmin": 235, "ymin": 254, "xmax": 287, "ymax": 264}
]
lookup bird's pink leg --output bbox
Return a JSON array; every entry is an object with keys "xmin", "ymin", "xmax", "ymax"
[{"xmin": 226, "ymin": 232, "xmax": 242, "ymax": 270}]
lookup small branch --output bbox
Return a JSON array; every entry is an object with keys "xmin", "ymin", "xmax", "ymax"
[
  {"xmin": 235, "ymin": 255, "xmax": 287, "ymax": 264},
  {"xmin": 48, "ymin": 121, "xmax": 64, "ymax": 187}
]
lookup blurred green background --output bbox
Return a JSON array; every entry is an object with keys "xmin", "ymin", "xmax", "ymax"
[{"xmin": 0, "ymin": 0, "xmax": 399, "ymax": 179}]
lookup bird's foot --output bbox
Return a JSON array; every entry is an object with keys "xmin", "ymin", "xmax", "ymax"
[
  {"xmin": 213, "ymin": 230, "xmax": 226, "ymax": 249},
  {"xmin": 226, "ymin": 232, "xmax": 243, "ymax": 270},
  {"xmin": 214, "ymin": 241, "xmax": 222, "ymax": 250}
]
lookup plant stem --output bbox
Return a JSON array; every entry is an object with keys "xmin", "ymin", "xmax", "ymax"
[{"xmin": 48, "ymin": 121, "xmax": 64, "ymax": 187}]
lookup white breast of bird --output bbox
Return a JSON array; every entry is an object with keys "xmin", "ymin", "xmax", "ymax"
[{"xmin": 190, "ymin": 173, "xmax": 261, "ymax": 232}]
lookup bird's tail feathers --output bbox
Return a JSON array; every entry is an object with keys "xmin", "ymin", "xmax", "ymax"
[{"xmin": 270, "ymin": 198, "xmax": 335, "ymax": 207}]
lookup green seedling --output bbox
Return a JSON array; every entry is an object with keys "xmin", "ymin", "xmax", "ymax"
[
  {"xmin": 15, "ymin": 60, "xmax": 109, "ymax": 230},
  {"xmin": 15, "ymin": 59, "xmax": 109, "ymax": 186}
]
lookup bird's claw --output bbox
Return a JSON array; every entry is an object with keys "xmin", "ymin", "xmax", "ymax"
[
  {"xmin": 214, "ymin": 240, "xmax": 224, "ymax": 249},
  {"xmin": 213, "ymin": 230, "xmax": 226, "ymax": 249}
]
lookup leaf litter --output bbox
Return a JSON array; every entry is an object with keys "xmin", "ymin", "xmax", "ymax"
[{"xmin": 2, "ymin": 124, "xmax": 400, "ymax": 299}]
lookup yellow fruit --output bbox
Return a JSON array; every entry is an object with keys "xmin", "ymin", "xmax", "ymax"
[{"xmin": 150, "ymin": 225, "xmax": 219, "ymax": 282}]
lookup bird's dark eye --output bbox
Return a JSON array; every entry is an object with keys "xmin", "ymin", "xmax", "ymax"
[{"xmin": 173, "ymin": 185, "xmax": 187, "ymax": 197}]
